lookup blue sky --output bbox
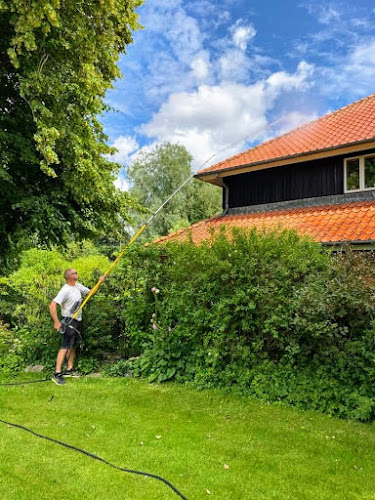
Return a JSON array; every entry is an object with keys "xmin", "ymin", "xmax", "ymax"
[{"xmin": 102, "ymin": 0, "xmax": 375, "ymax": 189}]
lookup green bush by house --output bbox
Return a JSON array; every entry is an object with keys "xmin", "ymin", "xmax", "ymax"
[{"xmin": 110, "ymin": 228, "xmax": 375, "ymax": 422}]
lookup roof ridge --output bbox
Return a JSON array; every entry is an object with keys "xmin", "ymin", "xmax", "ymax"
[{"xmin": 198, "ymin": 92, "xmax": 375, "ymax": 175}]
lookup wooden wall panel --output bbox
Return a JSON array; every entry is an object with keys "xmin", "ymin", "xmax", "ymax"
[{"xmin": 223, "ymin": 153, "xmax": 356, "ymax": 208}]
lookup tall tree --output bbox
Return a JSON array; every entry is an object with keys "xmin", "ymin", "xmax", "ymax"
[
  {"xmin": 127, "ymin": 142, "xmax": 222, "ymax": 239},
  {"xmin": 0, "ymin": 0, "xmax": 142, "ymax": 266}
]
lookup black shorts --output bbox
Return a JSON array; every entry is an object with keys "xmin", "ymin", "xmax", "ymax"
[{"xmin": 60, "ymin": 318, "xmax": 82, "ymax": 349}]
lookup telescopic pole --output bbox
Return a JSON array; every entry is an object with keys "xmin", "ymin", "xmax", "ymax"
[{"xmin": 71, "ymin": 116, "xmax": 285, "ymax": 320}]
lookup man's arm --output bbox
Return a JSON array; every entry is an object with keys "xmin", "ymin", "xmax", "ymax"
[{"xmin": 49, "ymin": 301, "xmax": 62, "ymax": 331}]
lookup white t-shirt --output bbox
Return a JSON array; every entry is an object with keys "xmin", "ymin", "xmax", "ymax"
[{"xmin": 53, "ymin": 283, "xmax": 90, "ymax": 321}]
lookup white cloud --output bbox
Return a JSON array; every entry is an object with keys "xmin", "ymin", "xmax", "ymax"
[
  {"xmin": 114, "ymin": 177, "xmax": 131, "ymax": 192},
  {"xmin": 317, "ymin": 6, "xmax": 341, "ymax": 25},
  {"xmin": 165, "ymin": 10, "xmax": 205, "ymax": 65},
  {"xmin": 187, "ymin": 0, "xmax": 231, "ymax": 26},
  {"xmin": 213, "ymin": 21, "xmax": 259, "ymax": 82},
  {"xmin": 346, "ymin": 40, "xmax": 375, "ymax": 82},
  {"xmin": 266, "ymin": 61, "xmax": 314, "ymax": 98},
  {"xmin": 109, "ymin": 136, "xmax": 139, "ymax": 165},
  {"xmin": 142, "ymin": 0, "xmax": 205, "ymax": 64},
  {"xmin": 339, "ymin": 39, "xmax": 375, "ymax": 96},
  {"xmin": 114, "ymin": 0, "xmax": 279, "ymax": 115},
  {"xmin": 317, "ymin": 38, "xmax": 375, "ymax": 98},
  {"xmin": 304, "ymin": 3, "xmax": 341, "ymax": 25},
  {"xmin": 190, "ymin": 52, "xmax": 211, "ymax": 82},
  {"xmin": 218, "ymin": 49, "xmax": 253, "ymax": 82},
  {"xmin": 232, "ymin": 23, "xmax": 256, "ymax": 51},
  {"xmin": 297, "ymin": 3, "xmax": 373, "ymax": 59},
  {"xmin": 140, "ymin": 62, "xmax": 315, "ymax": 170},
  {"xmin": 132, "ymin": 0, "xmax": 211, "ymax": 102},
  {"xmin": 140, "ymin": 83, "xmax": 264, "ymax": 169}
]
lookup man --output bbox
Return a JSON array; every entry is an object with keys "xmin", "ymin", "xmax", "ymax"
[{"xmin": 49, "ymin": 268, "xmax": 105, "ymax": 385}]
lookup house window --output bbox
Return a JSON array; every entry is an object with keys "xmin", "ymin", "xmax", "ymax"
[
  {"xmin": 365, "ymin": 156, "xmax": 375, "ymax": 189},
  {"xmin": 345, "ymin": 154, "xmax": 375, "ymax": 192},
  {"xmin": 346, "ymin": 158, "xmax": 360, "ymax": 191}
]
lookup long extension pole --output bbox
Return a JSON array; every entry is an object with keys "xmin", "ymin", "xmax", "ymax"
[
  {"xmin": 72, "ymin": 116, "xmax": 285, "ymax": 320},
  {"xmin": 71, "ymin": 173, "xmax": 196, "ymax": 320}
]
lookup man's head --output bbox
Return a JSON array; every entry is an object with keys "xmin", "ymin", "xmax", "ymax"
[{"xmin": 64, "ymin": 268, "xmax": 78, "ymax": 283}]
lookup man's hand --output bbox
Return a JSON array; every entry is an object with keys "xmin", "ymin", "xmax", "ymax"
[
  {"xmin": 54, "ymin": 321, "xmax": 62, "ymax": 331},
  {"xmin": 99, "ymin": 275, "xmax": 106, "ymax": 282}
]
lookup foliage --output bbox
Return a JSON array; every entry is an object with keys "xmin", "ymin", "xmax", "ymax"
[
  {"xmin": 102, "ymin": 358, "xmax": 133, "ymax": 377},
  {"xmin": 0, "ymin": 0, "xmax": 143, "ymax": 265},
  {"xmin": 0, "ymin": 320, "xmax": 23, "ymax": 375},
  {"xmin": 110, "ymin": 230, "xmax": 375, "ymax": 421},
  {"xmin": 127, "ymin": 142, "xmax": 222, "ymax": 239}
]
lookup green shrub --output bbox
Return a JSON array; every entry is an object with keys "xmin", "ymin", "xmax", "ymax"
[
  {"xmin": 110, "ymin": 229, "xmax": 375, "ymax": 421},
  {"xmin": 0, "ymin": 320, "xmax": 24, "ymax": 375},
  {"xmin": 102, "ymin": 358, "xmax": 132, "ymax": 377}
]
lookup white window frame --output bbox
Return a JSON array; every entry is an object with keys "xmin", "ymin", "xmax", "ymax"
[{"xmin": 344, "ymin": 154, "xmax": 375, "ymax": 193}]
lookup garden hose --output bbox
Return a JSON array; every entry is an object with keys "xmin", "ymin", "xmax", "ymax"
[
  {"xmin": 0, "ymin": 418, "xmax": 188, "ymax": 499},
  {"xmin": 0, "ymin": 377, "xmax": 50, "ymax": 387}
]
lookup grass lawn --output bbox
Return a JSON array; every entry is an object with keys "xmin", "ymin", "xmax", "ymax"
[{"xmin": 0, "ymin": 375, "xmax": 374, "ymax": 500}]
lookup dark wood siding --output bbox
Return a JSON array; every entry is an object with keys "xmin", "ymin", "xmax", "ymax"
[{"xmin": 224, "ymin": 149, "xmax": 375, "ymax": 208}]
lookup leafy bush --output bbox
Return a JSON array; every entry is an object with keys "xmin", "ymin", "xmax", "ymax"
[
  {"xmin": 109, "ymin": 229, "xmax": 375, "ymax": 421},
  {"xmin": 102, "ymin": 358, "xmax": 133, "ymax": 377},
  {"xmin": 0, "ymin": 320, "xmax": 24, "ymax": 375}
]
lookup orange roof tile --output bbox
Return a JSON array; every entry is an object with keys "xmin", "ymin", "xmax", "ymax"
[
  {"xmin": 198, "ymin": 93, "xmax": 375, "ymax": 177},
  {"xmin": 152, "ymin": 201, "xmax": 375, "ymax": 245}
]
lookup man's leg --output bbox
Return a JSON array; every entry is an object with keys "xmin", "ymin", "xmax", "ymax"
[
  {"xmin": 67, "ymin": 347, "xmax": 76, "ymax": 371},
  {"xmin": 56, "ymin": 348, "xmax": 68, "ymax": 373},
  {"xmin": 52, "ymin": 348, "xmax": 68, "ymax": 385},
  {"xmin": 66, "ymin": 320, "xmax": 81, "ymax": 372}
]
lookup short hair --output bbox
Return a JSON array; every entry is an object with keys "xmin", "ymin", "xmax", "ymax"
[{"xmin": 64, "ymin": 268, "xmax": 75, "ymax": 280}]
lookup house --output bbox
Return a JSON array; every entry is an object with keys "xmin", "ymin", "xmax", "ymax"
[{"xmin": 154, "ymin": 93, "xmax": 375, "ymax": 248}]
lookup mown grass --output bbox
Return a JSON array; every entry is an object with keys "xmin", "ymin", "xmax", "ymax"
[{"xmin": 0, "ymin": 375, "xmax": 374, "ymax": 500}]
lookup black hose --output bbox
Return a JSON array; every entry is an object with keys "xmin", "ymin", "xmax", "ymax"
[
  {"xmin": 0, "ymin": 418, "xmax": 188, "ymax": 500},
  {"xmin": 0, "ymin": 377, "xmax": 50, "ymax": 386}
]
